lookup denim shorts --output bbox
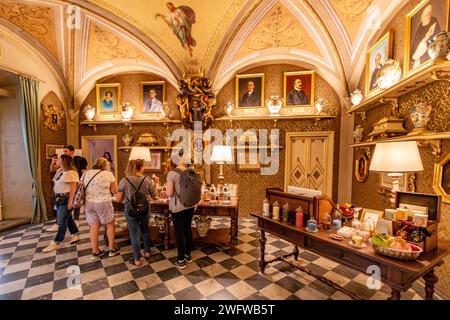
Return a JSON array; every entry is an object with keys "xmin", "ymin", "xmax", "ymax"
[{"xmin": 84, "ymin": 201, "xmax": 114, "ymax": 225}]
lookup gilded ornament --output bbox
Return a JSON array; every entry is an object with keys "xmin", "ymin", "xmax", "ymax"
[{"xmin": 41, "ymin": 103, "xmax": 65, "ymax": 132}]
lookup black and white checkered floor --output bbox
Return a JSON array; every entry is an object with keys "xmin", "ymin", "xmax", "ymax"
[{"xmin": 0, "ymin": 214, "xmax": 444, "ymax": 300}]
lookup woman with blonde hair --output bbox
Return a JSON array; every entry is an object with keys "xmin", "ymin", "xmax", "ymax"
[
  {"xmin": 83, "ymin": 157, "xmax": 119, "ymax": 261},
  {"xmin": 116, "ymin": 159, "xmax": 158, "ymax": 266},
  {"xmin": 43, "ymin": 155, "xmax": 80, "ymax": 252}
]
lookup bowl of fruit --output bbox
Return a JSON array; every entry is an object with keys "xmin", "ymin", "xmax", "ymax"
[{"xmin": 370, "ymin": 232, "xmax": 423, "ymax": 260}]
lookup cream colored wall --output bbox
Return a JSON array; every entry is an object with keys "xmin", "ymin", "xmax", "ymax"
[{"xmin": 0, "ymin": 95, "xmax": 33, "ymax": 220}]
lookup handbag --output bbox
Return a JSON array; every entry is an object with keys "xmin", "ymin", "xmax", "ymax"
[{"xmin": 73, "ymin": 170, "xmax": 103, "ymax": 209}]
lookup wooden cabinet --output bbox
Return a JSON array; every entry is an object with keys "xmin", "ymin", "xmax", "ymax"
[{"xmin": 285, "ymin": 131, "xmax": 334, "ymax": 196}]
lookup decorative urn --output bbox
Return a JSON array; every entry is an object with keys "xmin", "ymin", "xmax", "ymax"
[
  {"xmin": 409, "ymin": 102, "xmax": 432, "ymax": 135},
  {"xmin": 267, "ymin": 95, "xmax": 283, "ymax": 115},
  {"xmin": 376, "ymin": 60, "xmax": 402, "ymax": 89},
  {"xmin": 121, "ymin": 102, "xmax": 134, "ymax": 120},
  {"xmin": 194, "ymin": 215, "xmax": 212, "ymax": 237},
  {"xmin": 136, "ymin": 133, "xmax": 159, "ymax": 146},
  {"xmin": 122, "ymin": 133, "xmax": 133, "ymax": 147},
  {"xmin": 353, "ymin": 125, "xmax": 364, "ymax": 143},
  {"xmin": 83, "ymin": 104, "xmax": 96, "ymax": 121},
  {"xmin": 427, "ymin": 32, "xmax": 449, "ymax": 61}
]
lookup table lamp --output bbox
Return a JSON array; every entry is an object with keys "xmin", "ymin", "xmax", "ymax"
[
  {"xmin": 129, "ymin": 147, "xmax": 151, "ymax": 161},
  {"xmin": 210, "ymin": 145, "xmax": 233, "ymax": 181},
  {"xmin": 369, "ymin": 141, "xmax": 423, "ymax": 206}
]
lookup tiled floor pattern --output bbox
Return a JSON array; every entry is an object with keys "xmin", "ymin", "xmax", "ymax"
[{"xmin": 0, "ymin": 215, "xmax": 443, "ymax": 300}]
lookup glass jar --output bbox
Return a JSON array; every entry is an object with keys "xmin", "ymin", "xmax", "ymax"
[
  {"xmin": 282, "ymin": 203, "xmax": 289, "ymax": 223},
  {"xmin": 351, "ymin": 229, "xmax": 363, "ymax": 248},
  {"xmin": 332, "ymin": 210, "xmax": 342, "ymax": 230},
  {"xmin": 272, "ymin": 201, "xmax": 280, "ymax": 221},
  {"xmin": 263, "ymin": 198, "xmax": 270, "ymax": 217},
  {"xmin": 307, "ymin": 216, "xmax": 318, "ymax": 232}
]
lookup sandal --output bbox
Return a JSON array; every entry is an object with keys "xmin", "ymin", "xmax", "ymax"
[{"xmin": 128, "ymin": 258, "xmax": 142, "ymax": 266}]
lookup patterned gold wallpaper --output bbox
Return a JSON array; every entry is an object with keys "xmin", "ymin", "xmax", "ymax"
[
  {"xmin": 40, "ymin": 91, "xmax": 67, "ymax": 219},
  {"xmin": 353, "ymin": 0, "xmax": 449, "ymax": 296}
]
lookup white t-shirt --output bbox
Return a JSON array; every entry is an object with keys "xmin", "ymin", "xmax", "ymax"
[
  {"xmin": 83, "ymin": 169, "xmax": 116, "ymax": 203},
  {"xmin": 53, "ymin": 169, "xmax": 79, "ymax": 194}
]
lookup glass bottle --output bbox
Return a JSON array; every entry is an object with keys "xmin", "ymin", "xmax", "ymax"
[
  {"xmin": 332, "ymin": 210, "xmax": 342, "ymax": 230},
  {"xmin": 307, "ymin": 216, "xmax": 318, "ymax": 232},
  {"xmin": 263, "ymin": 198, "xmax": 270, "ymax": 217},
  {"xmin": 295, "ymin": 206, "xmax": 304, "ymax": 228},
  {"xmin": 351, "ymin": 229, "xmax": 363, "ymax": 248},
  {"xmin": 272, "ymin": 201, "xmax": 280, "ymax": 221},
  {"xmin": 282, "ymin": 203, "xmax": 289, "ymax": 223}
]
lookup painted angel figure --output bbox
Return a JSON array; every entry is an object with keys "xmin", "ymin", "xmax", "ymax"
[{"xmin": 156, "ymin": 2, "xmax": 197, "ymax": 57}]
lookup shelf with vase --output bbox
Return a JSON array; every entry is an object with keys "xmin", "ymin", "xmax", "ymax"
[
  {"xmin": 118, "ymin": 146, "xmax": 174, "ymax": 153},
  {"xmin": 216, "ymin": 114, "xmax": 336, "ymax": 128},
  {"xmin": 349, "ymin": 131, "xmax": 450, "ymax": 158},
  {"xmin": 80, "ymin": 118, "xmax": 181, "ymax": 131},
  {"xmin": 347, "ymin": 60, "xmax": 450, "ymax": 115}
]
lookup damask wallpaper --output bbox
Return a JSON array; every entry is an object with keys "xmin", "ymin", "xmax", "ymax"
[
  {"xmin": 40, "ymin": 91, "xmax": 67, "ymax": 219},
  {"xmin": 353, "ymin": 0, "xmax": 449, "ymax": 296}
]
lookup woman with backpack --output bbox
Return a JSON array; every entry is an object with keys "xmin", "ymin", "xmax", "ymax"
[
  {"xmin": 83, "ymin": 158, "xmax": 119, "ymax": 261},
  {"xmin": 115, "ymin": 159, "xmax": 158, "ymax": 266},
  {"xmin": 165, "ymin": 150, "xmax": 199, "ymax": 269},
  {"xmin": 43, "ymin": 155, "xmax": 80, "ymax": 252}
]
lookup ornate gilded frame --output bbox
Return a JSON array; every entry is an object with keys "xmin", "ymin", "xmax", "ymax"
[
  {"xmin": 433, "ymin": 152, "xmax": 450, "ymax": 204},
  {"xmin": 41, "ymin": 103, "xmax": 65, "ymax": 132},
  {"xmin": 96, "ymin": 83, "xmax": 121, "ymax": 116},
  {"xmin": 365, "ymin": 31, "xmax": 393, "ymax": 97},
  {"xmin": 283, "ymin": 70, "xmax": 315, "ymax": 109},
  {"xmin": 355, "ymin": 154, "xmax": 369, "ymax": 182},
  {"xmin": 235, "ymin": 73, "xmax": 265, "ymax": 109},
  {"xmin": 140, "ymin": 81, "xmax": 166, "ymax": 114},
  {"xmin": 404, "ymin": 0, "xmax": 450, "ymax": 76}
]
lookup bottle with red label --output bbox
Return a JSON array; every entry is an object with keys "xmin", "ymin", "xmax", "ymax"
[{"xmin": 295, "ymin": 206, "xmax": 304, "ymax": 228}]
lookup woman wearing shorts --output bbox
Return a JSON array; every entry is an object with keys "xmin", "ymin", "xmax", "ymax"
[{"xmin": 83, "ymin": 157, "xmax": 119, "ymax": 261}]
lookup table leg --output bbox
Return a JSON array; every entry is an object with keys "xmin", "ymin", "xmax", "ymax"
[
  {"xmin": 259, "ymin": 228, "xmax": 267, "ymax": 273},
  {"xmin": 293, "ymin": 246, "xmax": 299, "ymax": 260},
  {"xmin": 423, "ymin": 269, "xmax": 438, "ymax": 300},
  {"xmin": 164, "ymin": 210, "xmax": 170, "ymax": 251},
  {"xmin": 388, "ymin": 287, "xmax": 401, "ymax": 300}
]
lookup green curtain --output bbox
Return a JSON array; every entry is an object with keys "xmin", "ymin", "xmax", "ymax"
[{"xmin": 18, "ymin": 76, "xmax": 47, "ymax": 223}]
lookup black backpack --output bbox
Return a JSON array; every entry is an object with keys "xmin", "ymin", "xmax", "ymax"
[
  {"xmin": 173, "ymin": 168, "xmax": 202, "ymax": 207},
  {"xmin": 125, "ymin": 177, "xmax": 149, "ymax": 217}
]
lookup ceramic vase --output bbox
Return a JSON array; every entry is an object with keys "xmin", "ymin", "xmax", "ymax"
[
  {"xmin": 428, "ymin": 32, "xmax": 448, "ymax": 61},
  {"xmin": 353, "ymin": 125, "xmax": 364, "ymax": 143},
  {"xmin": 194, "ymin": 215, "xmax": 212, "ymax": 237},
  {"xmin": 122, "ymin": 133, "xmax": 133, "ymax": 147},
  {"xmin": 409, "ymin": 103, "xmax": 432, "ymax": 135}
]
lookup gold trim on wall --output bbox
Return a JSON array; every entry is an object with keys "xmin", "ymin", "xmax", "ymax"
[
  {"xmin": 96, "ymin": 83, "xmax": 121, "ymax": 116},
  {"xmin": 81, "ymin": 135, "xmax": 118, "ymax": 178},
  {"xmin": 283, "ymin": 70, "xmax": 315, "ymax": 108},
  {"xmin": 235, "ymin": 73, "xmax": 265, "ymax": 109},
  {"xmin": 403, "ymin": 0, "xmax": 450, "ymax": 76},
  {"xmin": 365, "ymin": 31, "xmax": 393, "ymax": 97},
  {"xmin": 433, "ymin": 152, "xmax": 450, "ymax": 204}
]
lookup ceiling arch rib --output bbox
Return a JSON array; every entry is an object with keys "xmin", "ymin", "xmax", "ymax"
[{"xmin": 213, "ymin": 0, "xmax": 347, "ymax": 99}]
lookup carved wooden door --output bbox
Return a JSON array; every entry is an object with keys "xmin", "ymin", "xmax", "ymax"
[{"xmin": 285, "ymin": 132, "xmax": 334, "ymax": 196}]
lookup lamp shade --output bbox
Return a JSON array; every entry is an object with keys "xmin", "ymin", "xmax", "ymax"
[
  {"xmin": 129, "ymin": 147, "xmax": 151, "ymax": 161},
  {"xmin": 210, "ymin": 145, "xmax": 233, "ymax": 163},
  {"xmin": 369, "ymin": 141, "xmax": 423, "ymax": 172}
]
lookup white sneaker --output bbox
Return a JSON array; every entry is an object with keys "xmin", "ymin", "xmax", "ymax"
[
  {"xmin": 42, "ymin": 241, "xmax": 59, "ymax": 252},
  {"xmin": 70, "ymin": 234, "xmax": 80, "ymax": 245},
  {"xmin": 45, "ymin": 224, "xmax": 58, "ymax": 232}
]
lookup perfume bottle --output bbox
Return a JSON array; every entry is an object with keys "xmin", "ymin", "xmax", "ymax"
[
  {"xmin": 307, "ymin": 216, "xmax": 318, "ymax": 232},
  {"xmin": 295, "ymin": 206, "xmax": 304, "ymax": 228},
  {"xmin": 263, "ymin": 198, "xmax": 270, "ymax": 217},
  {"xmin": 332, "ymin": 210, "xmax": 342, "ymax": 230},
  {"xmin": 272, "ymin": 201, "xmax": 280, "ymax": 221},
  {"xmin": 282, "ymin": 203, "xmax": 289, "ymax": 223}
]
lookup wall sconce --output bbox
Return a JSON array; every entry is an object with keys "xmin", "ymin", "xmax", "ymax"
[
  {"xmin": 267, "ymin": 95, "xmax": 283, "ymax": 115},
  {"xmin": 315, "ymin": 98, "xmax": 324, "ymax": 115},
  {"xmin": 226, "ymin": 102, "xmax": 234, "ymax": 116},
  {"xmin": 121, "ymin": 102, "xmax": 134, "ymax": 121},
  {"xmin": 83, "ymin": 104, "xmax": 95, "ymax": 121},
  {"xmin": 376, "ymin": 59, "xmax": 402, "ymax": 90},
  {"xmin": 351, "ymin": 89, "xmax": 363, "ymax": 106}
]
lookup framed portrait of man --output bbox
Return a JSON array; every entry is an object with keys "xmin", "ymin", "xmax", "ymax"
[
  {"xmin": 96, "ymin": 83, "xmax": 121, "ymax": 115},
  {"xmin": 283, "ymin": 71, "xmax": 315, "ymax": 108},
  {"xmin": 355, "ymin": 154, "xmax": 369, "ymax": 182},
  {"xmin": 235, "ymin": 73, "xmax": 264, "ymax": 108},
  {"xmin": 404, "ymin": 0, "xmax": 449, "ymax": 75},
  {"xmin": 365, "ymin": 31, "xmax": 393, "ymax": 95},
  {"xmin": 140, "ymin": 81, "xmax": 165, "ymax": 114}
]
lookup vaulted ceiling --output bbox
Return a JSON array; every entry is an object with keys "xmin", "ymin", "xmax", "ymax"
[{"xmin": 0, "ymin": 0, "xmax": 409, "ymax": 107}]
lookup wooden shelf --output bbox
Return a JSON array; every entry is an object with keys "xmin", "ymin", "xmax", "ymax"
[
  {"xmin": 81, "ymin": 119, "xmax": 180, "ymax": 125},
  {"xmin": 216, "ymin": 114, "xmax": 336, "ymax": 121},
  {"xmin": 349, "ymin": 132, "xmax": 450, "ymax": 147},
  {"xmin": 347, "ymin": 60, "xmax": 450, "ymax": 114},
  {"xmin": 119, "ymin": 145, "xmax": 283, "ymax": 151},
  {"xmin": 118, "ymin": 146, "xmax": 173, "ymax": 151}
]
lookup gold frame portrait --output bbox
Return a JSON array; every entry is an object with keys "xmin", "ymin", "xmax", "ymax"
[
  {"xmin": 140, "ymin": 81, "xmax": 166, "ymax": 114},
  {"xmin": 365, "ymin": 31, "xmax": 393, "ymax": 96},
  {"xmin": 235, "ymin": 73, "xmax": 265, "ymax": 109},
  {"xmin": 404, "ymin": 0, "xmax": 450, "ymax": 76},
  {"xmin": 433, "ymin": 152, "xmax": 450, "ymax": 204},
  {"xmin": 283, "ymin": 70, "xmax": 315, "ymax": 108},
  {"xmin": 355, "ymin": 154, "xmax": 369, "ymax": 182},
  {"xmin": 96, "ymin": 83, "xmax": 121, "ymax": 115}
]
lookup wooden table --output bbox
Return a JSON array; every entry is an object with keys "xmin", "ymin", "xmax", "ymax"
[
  {"xmin": 251, "ymin": 213, "xmax": 448, "ymax": 300},
  {"xmin": 114, "ymin": 197, "xmax": 239, "ymax": 251}
]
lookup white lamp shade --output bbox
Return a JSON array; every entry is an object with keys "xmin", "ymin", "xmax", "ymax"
[
  {"xmin": 129, "ymin": 147, "xmax": 151, "ymax": 161},
  {"xmin": 210, "ymin": 145, "xmax": 233, "ymax": 163},
  {"xmin": 369, "ymin": 141, "xmax": 423, "ymax": 172}
]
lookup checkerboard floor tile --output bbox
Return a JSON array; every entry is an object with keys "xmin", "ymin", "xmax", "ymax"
[{"xmin": 0, "ymin": 214, "xmax": 445, "ymax": 300}]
